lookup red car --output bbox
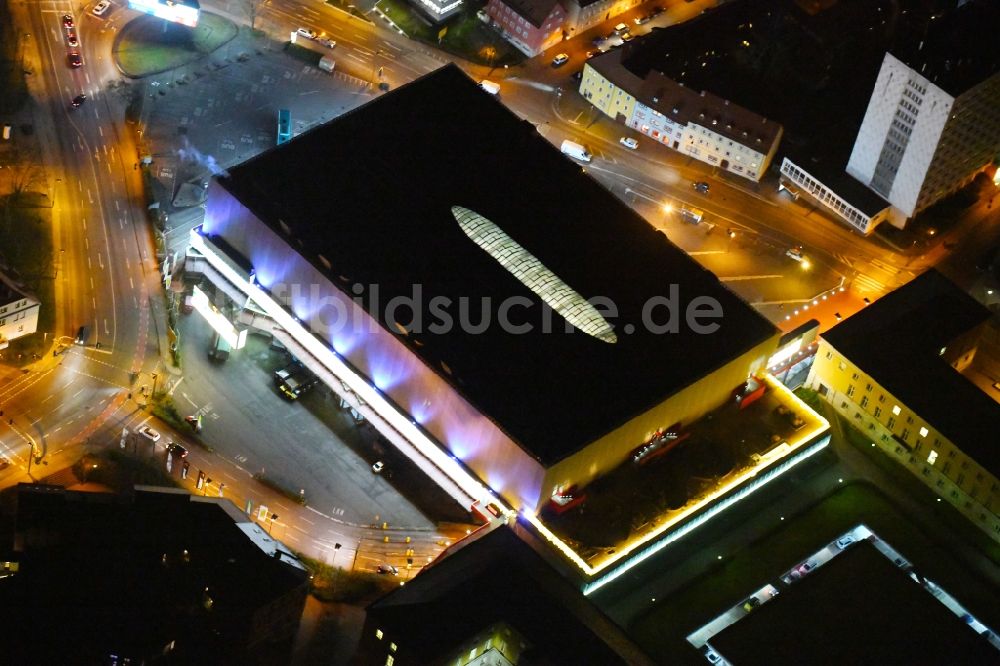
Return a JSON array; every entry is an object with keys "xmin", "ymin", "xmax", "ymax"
[
  {"xmin": 68, "ymin": 52, "xmax": 83, "ymax": 68},
  {"xmin": 548, "ymin": 486, "xmax": 587, "ymax": 515}
]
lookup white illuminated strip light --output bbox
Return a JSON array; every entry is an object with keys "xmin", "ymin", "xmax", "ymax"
[
  {"xmin": 581, "ymin": 433, "xmax": 830, "ymax": 595},
  {"xmin": 415, "ymin": 0, "xmax": 461, "ymax": 16},
  {"xmin": 191, "ymin": 285, "xmax": 247, "ymax": 349},
  {"xmin": 520, "ymin": 373, "xmax": 831, "ymax": 588},
  {"xmin": 190, "ymin": 228, "xmax": 509, "ymax": 517}
]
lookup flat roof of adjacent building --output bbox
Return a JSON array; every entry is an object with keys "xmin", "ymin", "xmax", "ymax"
[
  {"xmin": 711, "ymin": 542, "xmax": 997, "ymax": 664},
  {"xmin": 217, "ymin": 64, "xmax": 776, "ymax": 466},
  {"xmin": 890, "ymin": 0, "xmax": 1000, "ymax": 98},
  {"xmin": 2, "ymin": 484, "xmax": 308, "ymax": 661},
  {"xmin": 366, "ymin": 525, "xmax": 654, "ymax": 664},
  {"xmin": 821, "ymin": 270, "xmax": 1000, "ymax": 476}
]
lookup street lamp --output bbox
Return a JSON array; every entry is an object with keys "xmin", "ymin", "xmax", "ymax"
[
  {"xmin": 370, "ymin": 49, "xmax": 385, "ymax": 88},
  {"xmin": 268, "ymin": 513, "xmax": 279, "ymax": 535}
]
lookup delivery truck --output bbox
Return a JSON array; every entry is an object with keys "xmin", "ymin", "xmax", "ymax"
[{"xmin": 560, "ymin": 139, "xmax": 592, "ymax": 163}]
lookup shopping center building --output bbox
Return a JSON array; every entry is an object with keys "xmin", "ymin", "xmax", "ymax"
[{"xmin": 185, "ymin": 64, "xmax": 785, "ymax": 515}]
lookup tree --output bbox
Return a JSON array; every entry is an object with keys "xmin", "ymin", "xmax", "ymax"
[{"xmin": 243, "ymin": 0, "xmax": 266, "ymax": 31}]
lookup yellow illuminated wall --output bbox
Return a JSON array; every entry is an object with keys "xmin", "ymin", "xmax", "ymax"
[
  {"xmin": 809, "ymin": 337, "xmax": 1000, "ymax": 542},
  {"xmin": 579, "ymin": 64, "xmax": 637, "ymax": 121},
  {"xmin": 540, "ymin": 332, "xmax": 779, "ymax": 505}
]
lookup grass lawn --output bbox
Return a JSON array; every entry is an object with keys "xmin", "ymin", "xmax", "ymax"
[
  {"xmin": 114, "ymin": 12, "xmax": 238, "ymax": 77},
  {"xmin": 628, "ymin": 482, "xmax": 1000, "ymax": 657},
  {"xmin": 838, "ymin": 414, "xmax": 1000, "ymax": 567},
  {"xmin": 0, "ymin": 195, "xmax": 55, "ymax": 366},
  {"xmin": 375, "ymin": 0, "xmax": 523, "ymax": 66}
]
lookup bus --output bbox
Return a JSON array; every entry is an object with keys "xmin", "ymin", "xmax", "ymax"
[{"xmin": 277, "ymin": 109, "xmax": 292, "ymax": 145}]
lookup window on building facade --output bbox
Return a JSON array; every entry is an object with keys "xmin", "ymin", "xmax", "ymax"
[
  {"xmin": 873, "ymin": 406, "xmax": 882, "ymax": 418},
  {"xmin": 887, "ymin": 417, "xmax": 895, "ymax": 430},
  {"xmin": 846, "ymin": 385, "xmax": 855, "ymax": 397},
  {"xmin": 860, "ymin": 396, "xmax": 869, "ymax": 408}
]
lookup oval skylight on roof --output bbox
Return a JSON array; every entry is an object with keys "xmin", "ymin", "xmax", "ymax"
[{"xmin": 452, "ymin": 206, "xmax": 617, "ymax": 344}]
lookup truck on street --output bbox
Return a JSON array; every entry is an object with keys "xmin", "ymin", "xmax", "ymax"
[{"xmin": 560, "ymin": 139, "xmax": 592, "ymax": 162}]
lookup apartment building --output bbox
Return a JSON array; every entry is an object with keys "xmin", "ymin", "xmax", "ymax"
[
  {"xmin": 847, "ymin": 1, "xmax": 1000, "ymax": 225},
  {"xmin": 483, "ymin": 0, "xmax": 566, "ymax": 57},
  {"xmin": 807, "ymin": 270, "xmax": 1000, "ymax": 542}
]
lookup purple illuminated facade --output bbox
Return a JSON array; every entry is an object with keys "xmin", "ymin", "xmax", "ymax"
[{"xmin": 201, "ymin": 182, "xmax": 547, "ymax": 510}]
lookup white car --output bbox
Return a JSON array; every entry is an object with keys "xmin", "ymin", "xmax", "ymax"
[
  {"xmin": 619, "ymin": 137, "xmax": 638, "ymax": 150},
  {"xmin": 92, "ymin": 1, "xmax": 111, "ymax": 17},
  {"xmin": 551, "ymin": 53, "xmax": 569, "ymax": 67},
  {"xmin": 376, "ymin": 563, "xmax": 398, "ymax": 575},
  {"xmin": 835, "ymin": 535, "xmax": 856, "ymax": 549},
  {"xmin": 296, "ymin": 27, "xmax": 317, "ymax": 40},
  {"xmin": 138, "ymin": 426, "xmax": 161, "ymax": 443},
  {"xmin": 319, "ymin": 38, "xmax": 337, "ymax": 49},
  {"xmin": 372, "ymin": 461, "xmax": 384, "ymax": 473}
]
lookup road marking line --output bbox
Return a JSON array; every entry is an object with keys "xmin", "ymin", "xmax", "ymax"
[{"xmin": 719, "ymin": 274, "xmax": 784, "ymax": 281}]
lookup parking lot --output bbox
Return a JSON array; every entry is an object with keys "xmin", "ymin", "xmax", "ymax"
[{"xmin": 172, "ymin": 304, "xmax": 447, "ymax": 530}]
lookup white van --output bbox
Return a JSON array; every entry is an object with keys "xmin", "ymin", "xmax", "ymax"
[
  {"xmin": 560, "ymin": 139, "xmax": 592, "ymax": 162},
  {"xmin": 479, "ymin": 80, "xmax": 500, "ymax": 96}
]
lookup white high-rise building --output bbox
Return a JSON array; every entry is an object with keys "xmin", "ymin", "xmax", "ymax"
[{"xmin": 847, "ymin": 4, "xmax": 1000, "ymax": 227}]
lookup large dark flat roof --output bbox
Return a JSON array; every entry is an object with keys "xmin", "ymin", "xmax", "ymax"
[
  {"xmin": 366, "ymin": 525, "xmax": 654, "ymax": 664},
  {"xmin": 711, "ymin": 542, "xmax": 997, "ymax": 664},
  {"xmin": 218, "ymin": 65, "xmax": 776, "ymax": 465},
  {"xmin": 822, "ymin": 270, "xmax": 1000, "ymax": 477}
]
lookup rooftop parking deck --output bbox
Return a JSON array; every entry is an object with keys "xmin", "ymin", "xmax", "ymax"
[{"xmin": 534, "ymin": 374, "xmax": 828, "ymax": 573}]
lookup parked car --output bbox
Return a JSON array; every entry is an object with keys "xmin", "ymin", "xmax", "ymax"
[
  {"xmin": 613, "ymin": 22, "xmax": 629, "ymax": 34},
  {"xmin": 67, "ymin": 52, "xmax": 83, "ymax": 68},
  {"xmin": 372, "ymin": 461, "xmax": 384, "ymax": 473},
  {"xmin": 92, "ymin": 0, "xmax": 111, "ymax": 17},
  {"xmin": 704, "ymin": 647, "xmax": 722, "ymax": 664},
  {"xmin": 376, "ymin": 563, "xmax": 398, "ymax": 575},
  {"xmin": 620, "ymin": 31, "xmax": 635, "ymax": 41},
  {"xmin": 693, "ymin": 181, "xmax": 710, "ymax": 194},
  {"xmin": 742, "ymin": 596, "xmax": 761, "ymax": 611},
  {"xmin": 138, "ymin": 426, "xmax": 161, "ymax": 443},
  {"xmin": 619, "ymin": 137, "xmax": 639, "ymax": 150},
  {"xmin": 551, "ymin": 53, "xmax": 569, "ymax": 67},
  {"xmin": 166, "ymin": 442, "xmax": 188, "ymax": 458},
  {"xmin": 634, "ymin": 14, "xmax": 651, "ymax": 24},
  {"xmin": 296, "ymin": 27, "xmax": 317, "ymax": 39},
  {"xmin": 835, "ymin": 535, "xmax": 856, "ymax": 549},
  {"xmin": 62, "ymin": 13, "xmax": 75, "ymax": 26}
]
